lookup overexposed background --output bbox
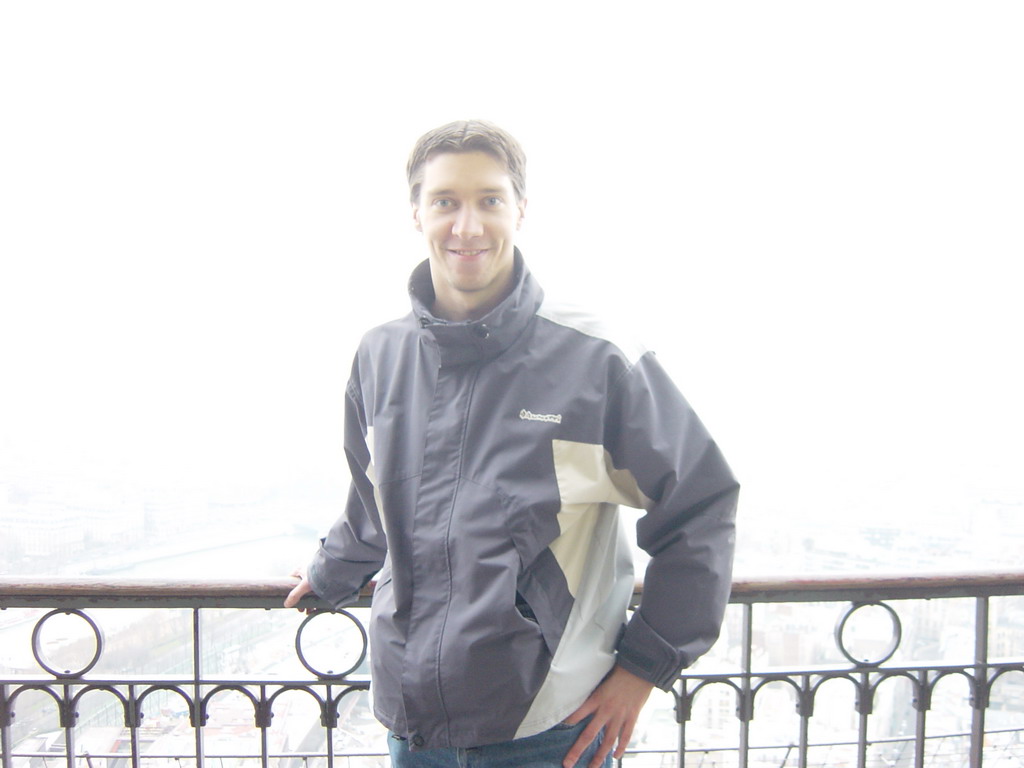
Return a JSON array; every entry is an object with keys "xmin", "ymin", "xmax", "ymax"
[{"xmin": 1, "ymin": 2, "xmax": 1022, "ymax": 575}]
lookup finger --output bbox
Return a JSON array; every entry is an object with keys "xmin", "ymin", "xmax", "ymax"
[
  {"xmin": 563, "ymin": 721, "xmax": 602, "ymax": 768},
  {"xmin": 284, "ymin": 582, "xmax": 309, "ymax": 608},
  {"xmin": 612, "ymin": 720, "xmax": 635, "ymax": 759},
  {"xmin": 589, "ymin": 739, "xmax": 614, "ymax": 768},
  {"xmin": 588, "ymin": 719, "xmax": 622, "ymax": 768},
  {"xmin": 561, "ymin": 700, "xmax": 595, "ymax": 727}
]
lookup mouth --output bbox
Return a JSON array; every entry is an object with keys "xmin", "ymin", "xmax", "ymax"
[{"xmin": 447, "ymin": 248, "xmax": 489, "ymax": 260}]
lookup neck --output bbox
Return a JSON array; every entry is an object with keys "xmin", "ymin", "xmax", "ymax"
[
  {"xmin": 431, "ymin": 267, "xmax": 517, "ymax": 323},
  {"xmin": 432, "ymin": 290, "xmax": 505, "ymax": 322}
]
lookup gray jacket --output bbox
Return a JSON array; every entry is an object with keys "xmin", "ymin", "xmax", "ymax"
[{"xmin": 308, "ymin": 252, "xmax": 738, "ymax": 750}]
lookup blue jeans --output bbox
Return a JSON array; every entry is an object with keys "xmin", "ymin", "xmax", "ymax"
[{"xmin": 387, "ymin": 719, "xmax": 612, "ymax": 767}]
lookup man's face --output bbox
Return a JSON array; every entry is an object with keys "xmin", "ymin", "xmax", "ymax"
[{"xmin": 413, "ymin": 151, "xmax": 526, "ymax": 321}]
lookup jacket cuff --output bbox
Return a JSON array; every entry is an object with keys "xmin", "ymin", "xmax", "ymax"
[
  {"xmin": 615, "ymin": 611, "xmax": 686, "ymax": 691},
  {"xmin": 306, "ymin": 539, "xmax": 364, "ymax": 610}
]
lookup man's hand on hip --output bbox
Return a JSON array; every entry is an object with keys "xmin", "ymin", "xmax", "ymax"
[{"xmin": 561, "ymin": 664, "xmax": 655, "ymax": 768}]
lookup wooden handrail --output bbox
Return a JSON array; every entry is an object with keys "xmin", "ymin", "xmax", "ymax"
[{"xmin": 2, "ymin": 570, "xmax": 1022, "ymax": 609}]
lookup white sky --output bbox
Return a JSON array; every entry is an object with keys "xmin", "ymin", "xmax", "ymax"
[{"xmin": 2, "ymin": 2, "xmax": 1022, "ymax": 541}]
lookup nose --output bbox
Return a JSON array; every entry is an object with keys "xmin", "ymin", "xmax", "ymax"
[{"xmin": 452, "ymin": 205, "xmax": 484, "ymax": 238}]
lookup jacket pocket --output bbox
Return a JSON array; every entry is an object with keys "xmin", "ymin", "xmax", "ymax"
[
  {"xmin": 515, "ymin": 590, "xmax": 539, "ymax": 623},
  {"xmin": 492, "ymin": 484, "xmax": 574, "ymax": 659}
]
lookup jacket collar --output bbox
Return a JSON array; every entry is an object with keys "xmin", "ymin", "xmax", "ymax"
[{"xmin": 409, "ymin": 248, "xmax": 544, "ymax": 367}]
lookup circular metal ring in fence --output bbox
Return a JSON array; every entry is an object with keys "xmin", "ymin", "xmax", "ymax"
[
  {"xmin": 834, "ymin": 601, "xmax": 902, "ymax": 667},
  {"xmin": 295, "ymin": 610, "xmax": 368, "ymax": 679},
  {"xmin": 31, "ymin": 609, "xmax": 104, "ymax": 678}
]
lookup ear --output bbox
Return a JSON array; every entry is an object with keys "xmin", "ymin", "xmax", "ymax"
[
  {"xmin": 516, "ymin": 197, "xmax": 527, "ymax": 230},
  {"xmin": 412, "ymin": 204, "xmax": 422, "ymax": 232}
]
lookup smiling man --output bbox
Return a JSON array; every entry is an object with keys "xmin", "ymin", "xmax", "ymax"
[
  {"xmin": 413, "ymin": 149, "xmax": 525, "ymax": 321},
  {"xmin": 286, "ymin": 120, "xmax": 739, "ymax": 768}
]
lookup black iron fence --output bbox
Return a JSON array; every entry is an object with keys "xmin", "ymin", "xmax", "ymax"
[{"xmin": 1, "ymin": 573, "xmax": 1022, "ymax": 768}]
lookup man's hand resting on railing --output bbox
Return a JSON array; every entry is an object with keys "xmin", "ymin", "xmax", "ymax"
[{"xmin": 284, "ymin": 568, "xmax": 314, "ymax": 609}]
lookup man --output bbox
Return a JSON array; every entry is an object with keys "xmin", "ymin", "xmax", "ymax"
[{"xmin": 286, "ymin": 120, "xmax": 738, "ymax": 768}]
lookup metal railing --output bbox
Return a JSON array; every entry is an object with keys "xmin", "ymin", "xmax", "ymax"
[{"xmin": 1, "ymin": 572, "xmax": 1023, "ymax": 768}]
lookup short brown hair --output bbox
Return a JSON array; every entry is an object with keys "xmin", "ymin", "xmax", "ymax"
[{"xmin": 407, "ymin": 120, "xmax": 527, "ymax": 204}]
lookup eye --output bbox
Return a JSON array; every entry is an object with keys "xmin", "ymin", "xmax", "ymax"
[
  {"xmin": 432, "ymin": 199, "xmax": 454, "ymax": 209},
  {"xmin": 484, "ymin": 196, "xmax": 503, "ymax": 207}
]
